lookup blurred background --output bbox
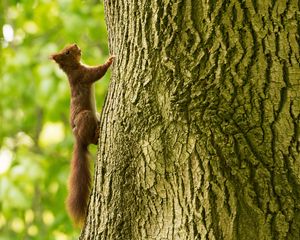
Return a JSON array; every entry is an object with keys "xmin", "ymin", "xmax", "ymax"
[{"xmin": 0, "ymin": 0, "xmax": 110, "ymax": 239}]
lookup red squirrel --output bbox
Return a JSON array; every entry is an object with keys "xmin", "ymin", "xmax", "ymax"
[{"xmin": 50, "ymin": 44, "xmax": 114, "ymax": 225}]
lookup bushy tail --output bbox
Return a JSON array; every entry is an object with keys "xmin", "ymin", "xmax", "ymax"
[{"xmin": 66, "ymin": 141, "xmax": 91, "ymax": 226}]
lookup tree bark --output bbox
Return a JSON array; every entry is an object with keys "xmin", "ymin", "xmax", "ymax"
[{"xmin": 80, "ymin": 0, "xmax": 300, "ymax": 239}]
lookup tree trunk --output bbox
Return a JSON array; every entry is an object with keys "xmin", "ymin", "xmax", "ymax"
[{"xmin": 80, "ymin": 0, "xmax": 300, "ymax": 239}]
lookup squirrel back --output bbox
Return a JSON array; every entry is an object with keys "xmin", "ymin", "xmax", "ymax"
[{"xmin": 67, "ymin": 140, "xmax": 91, "ymax": 225}]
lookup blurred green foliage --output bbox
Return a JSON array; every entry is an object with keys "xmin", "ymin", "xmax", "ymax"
[{"xmin": 0, "ymin": 0, "xmax": 110, "ymax": 239}]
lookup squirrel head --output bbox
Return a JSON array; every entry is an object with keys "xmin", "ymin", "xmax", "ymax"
[{"xmin": 50, "ymin": 44, "xmax": 81, "ymax": 69}]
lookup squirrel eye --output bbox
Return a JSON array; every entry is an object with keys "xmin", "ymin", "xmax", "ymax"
[{"xmin": 66, "ymin": 51, "xmax": 70, "ymax": 55}]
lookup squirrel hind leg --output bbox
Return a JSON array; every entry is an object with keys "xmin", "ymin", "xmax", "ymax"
[
  {"xmin": 93, "ymin": 125, "xmax": 100, "ymax": 145},
  {"xmin": 74, "ymin": 110, "xmax": 98, "ymax": 145}
]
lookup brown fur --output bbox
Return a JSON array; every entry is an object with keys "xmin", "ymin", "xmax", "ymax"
[{"xmin": 51, "ymin": 44, "xmax": 114, "ymax": 225}]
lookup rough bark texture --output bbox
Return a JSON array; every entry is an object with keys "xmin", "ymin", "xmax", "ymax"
[{"xmin": 80, "ymin": 0, "xmax": 300, "ymax": 239}]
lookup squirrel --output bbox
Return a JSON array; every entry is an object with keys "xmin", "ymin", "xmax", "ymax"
[{"xmin": 50, "ymin": 44, "xmax": 114, "ymax": 225}]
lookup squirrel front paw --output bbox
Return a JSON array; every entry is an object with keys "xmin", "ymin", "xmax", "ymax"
[{"xmin": 107, "ymin": 56, "xmax": 115, "ymax": 65}]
